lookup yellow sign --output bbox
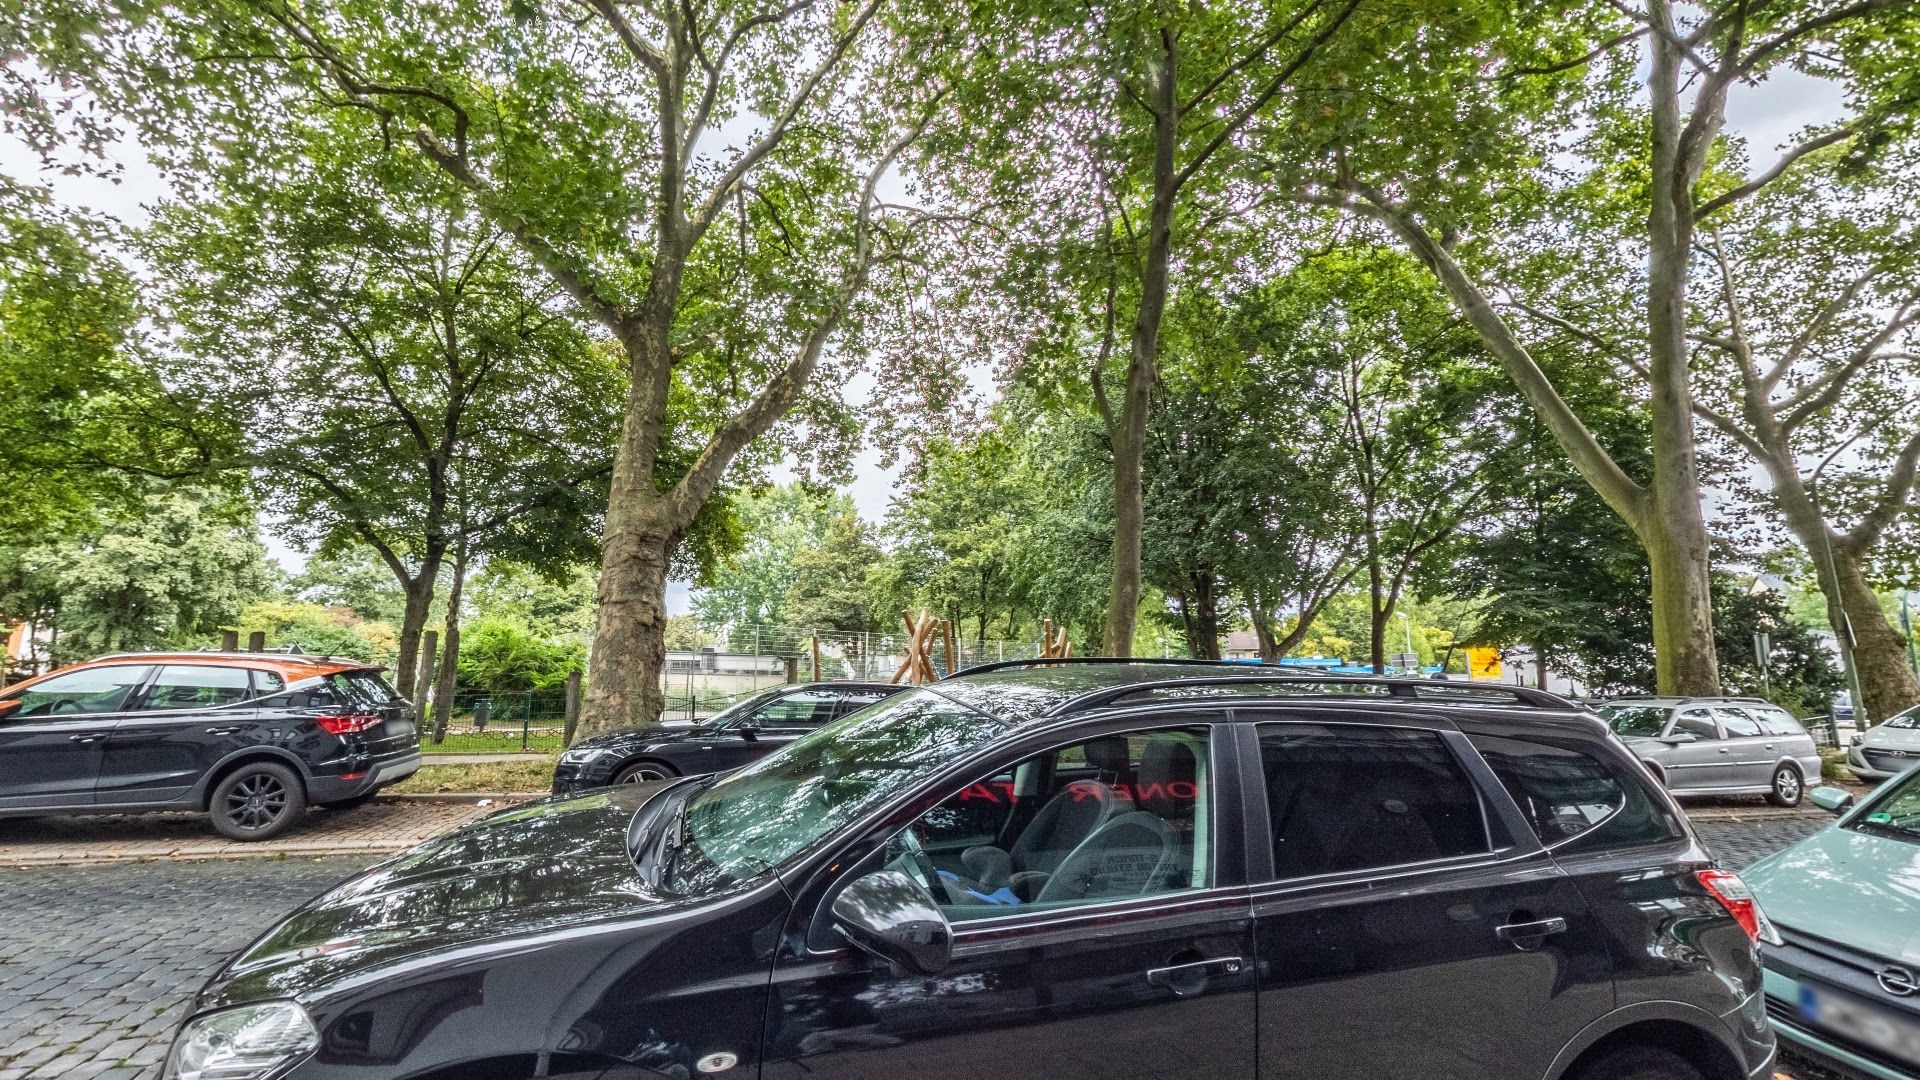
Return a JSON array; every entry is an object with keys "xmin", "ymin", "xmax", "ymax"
[{"xmin": 1465, "ymin": 647, "xmax": 1503, "ymax": 681}]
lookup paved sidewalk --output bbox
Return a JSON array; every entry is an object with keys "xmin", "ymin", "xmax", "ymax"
[{"xmin": 0, "ymin": 800, "xmax": 509, "ymax": 866}]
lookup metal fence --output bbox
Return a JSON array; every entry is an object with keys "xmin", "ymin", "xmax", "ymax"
[{"xmin": 420, "ymin": 622, "xmax": 1054, "ymax": 753}]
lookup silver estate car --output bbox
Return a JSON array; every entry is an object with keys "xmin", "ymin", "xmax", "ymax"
[
  {"xmin": 1847, "ymin": 705, "xmax": 1920, "ymax": 782},
  {"xmin": 1597, "ymin": 697, "xmax": 1823, "ymax": 806}
]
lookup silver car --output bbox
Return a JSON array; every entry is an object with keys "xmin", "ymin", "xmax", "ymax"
[
  {"xmin": 1846, "ymin": 705, "xmax": 1920, "ymax": 782},
  {"xmin": 1597, "ymin": 697, "xmax": 1823, "ymax": 806}
]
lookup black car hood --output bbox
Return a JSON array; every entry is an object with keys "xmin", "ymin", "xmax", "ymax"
[{"xmin": 201, "ymin": 783, "xmax": 694, "ymax": 1009}]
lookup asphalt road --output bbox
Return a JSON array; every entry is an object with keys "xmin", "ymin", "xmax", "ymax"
[{"xmin": 0, "ymin": 816, "xmax": 1848, "ymax": 1080}]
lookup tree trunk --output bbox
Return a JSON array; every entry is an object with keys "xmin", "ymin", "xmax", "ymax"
[
  {"xmin": 414, "ymin": 629, "xmax": 439, "ymax": 738},
  {"xmin": 392, "ymin": 570, "xmax": 438, "ymax": 704},
  {"xmin": 1104, "ymin": 43, "xmax": 1180, "ymax": 658},
  {"xmin": 1249, "ymin": 594, "xmax": 1279, "ymax": 663},
  {"xmin": 1828, "ymin": 543, "xmax": 1918, "ymax": 722},
  {"xmin": 431, "ymin": 549, "xmax": 468, "ymax": 744},
  {"xmin": 1187, "ymin": 572, "xmax": 1221, "ymax": 660},
  {"xmin": 577, "ymin": 496, "xmax": 675, "ymax": 743},
  {"xmin": 1772, "ymin": 479, "xmax": 1920, "ymax": 721}
]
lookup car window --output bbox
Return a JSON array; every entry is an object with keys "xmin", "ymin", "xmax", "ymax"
[
  {"xmin": 675, "ymin": 689, "xmax": 1008, "ymax": 892},
  {"xmin": 1469, "ymin": 734, "xmax": 1685, "ymax": 853},
  {"xmin": 1258, "ymin": 723, "xmax": 1490, "ymax": 879},
  {"xmin": 1714, "ymin": 707, "xmax": 1763, "ymax": 738},
  {"xmin": 1847, "ymin": 768, "xmax": 1920, "ymax": 843},
  {"xmin": 4, "ymin": 666, "xmax": 153, "ymax": 718},
  {"xmin": 1598, "ymin": 705, "xmax": 1670, "ymax": 738},
  {"xmin": 833, "ymin": 690, "xmax": 891, "ymax": 718},
  {"xmin": 754, "ymin": 691, "xmax": 840, "ymax": 728},
  {"xmin": 141, "ymin": 666, "xmax": 253, "ymax": 711},
  {"xmin": 885, "ymin": 727, "xmax": 1213, "ymax": 921},
  {"xmin": 1672, "ymin": 711, "xmax": 1721, "ymax": 739},
  {"xmin": 255, "ymin": 670, "xmax": 286, "ymax": 696},
  {"xmin": 1759, "ymin": 710, "xmax": 1805, "ymax": 737}
]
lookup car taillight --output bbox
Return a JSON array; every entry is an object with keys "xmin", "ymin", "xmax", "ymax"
[
  {"xmin": 316, "ymin": 712, "xmax": 382, "ymax": 736},
  {"xmin": 1696, "ymin": 869, "xmax": 1782, "ymax": 945}
]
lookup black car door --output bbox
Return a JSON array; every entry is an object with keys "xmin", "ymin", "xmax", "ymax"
[
  {"xmin": 761, "ymin": 716, "xmax": 1258, "ymax": 1080},
  {"xmin": 97, "ymin": 664, "xmax": 259, "ymax": 805},
  {"xmin": 0, "ymin": 664, "xmax": 154, "ymax": 809},
  {"xmin": 1241, "ymin": 712, "xmax": 1614, "ymax": 1080},
  {"xmin": 705, "ymin": 690, "xmax": 843, "ymax": 772}
]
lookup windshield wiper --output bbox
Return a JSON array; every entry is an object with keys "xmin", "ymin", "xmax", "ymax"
[{"xmin": 648, "ymin": 775, "xmax": 719, "ymax": 887}]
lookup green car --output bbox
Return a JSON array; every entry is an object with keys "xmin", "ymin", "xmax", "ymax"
[{"xmin": 1745, "ymin": 771, "xmax": 1920, "ymax": 1079}]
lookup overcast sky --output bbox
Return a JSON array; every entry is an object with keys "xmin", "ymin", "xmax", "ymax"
[{"xmin": 2, "ymin": 50, "xmax": 1848, "ymax": 611}]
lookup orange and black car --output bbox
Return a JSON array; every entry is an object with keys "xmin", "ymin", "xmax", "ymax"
[{"xmin": 0, "ymin": 651, "xmax": 420, "ymax": 839}]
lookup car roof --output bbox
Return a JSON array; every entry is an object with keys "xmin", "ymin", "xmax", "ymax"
[
  {"xmin": 3, "ymin": 652, "xmax": 381, "ymax": 695},
  {"xmin": 1601, "ymin": 696, "xmax": 1780, "ymax": 709},
  {"xmin": 783, "ymin": 681, "xmax": 905, "ymax": 692},
  {"xmin": 929, "ymin": 659, "xmax": 1606, "ymax": 737}
]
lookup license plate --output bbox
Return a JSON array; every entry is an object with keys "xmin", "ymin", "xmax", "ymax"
[{"xmin": 1800, "ymin": 984, "xmax": 1920, "ymax": 1066}]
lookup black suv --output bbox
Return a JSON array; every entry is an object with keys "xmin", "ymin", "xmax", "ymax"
[
  {"xmin": 552, "ymin": 681, "xmax": 906, "ymax": 792},
  {"xmin": 159, "ymin": 660, "xmax": 1774, "ymax": 1080},
  {"xmin": 0, "ymin": 652, "xmax": 421, "ymax": 840}
]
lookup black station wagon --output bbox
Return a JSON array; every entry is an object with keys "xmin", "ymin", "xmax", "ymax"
[{"xmin": 161, "ymin": 660, "xmax": 1777, "ymax": 1080}]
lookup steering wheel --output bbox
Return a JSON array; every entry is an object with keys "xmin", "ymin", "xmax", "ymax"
[
  {"xmin": 49, "ymin": 699, "xmax": 82, "ymax": 715},
  {"xmin": 893, "ymin": 826, "xmax": 963, "ymax": 905}
]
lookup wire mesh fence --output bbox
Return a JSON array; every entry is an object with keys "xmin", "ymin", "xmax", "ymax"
[{"xmin": 420, "ymin": 622, "xmax": 1054, "ymax": 753}]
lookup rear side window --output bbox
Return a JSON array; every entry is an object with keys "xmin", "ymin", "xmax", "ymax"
[
  {"xmin": 142, "ymin": 665, "xmax": 252, "ymax": 710},
  {"xmin": 1257, "ymin": 724, "xmax": 1490, "ymax": 879},
  {"xmin": 1715, "ymin": 707, "xmax": 1764, "ymax": 738},
  {"xmin": 1468, "ymin": 734, "xmax": 1685, "ymax": 854},
  {"xmin": 327, "ymin": 671, "xmax": 398, "ymax": 705},
  {"xmin": 1760, "ymin": 711, "xmax": 1806, "ymax": 737}
]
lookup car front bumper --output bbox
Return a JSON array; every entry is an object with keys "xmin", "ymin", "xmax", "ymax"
[
  {"xmin": 1850, "ymin": 745, "xmax": 1919, "ymax": 781},
  {"xmin": 1764, "ymin": 967, "xmax": 1920, "ymax": 1080}
]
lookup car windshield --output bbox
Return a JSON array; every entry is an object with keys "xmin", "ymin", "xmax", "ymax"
[
  {"xmin": 1847, "ymin": 768, "xmax": 1920, "ymax": 842},
  {"xmin": 702, "ymin": 686, "xmax": 784, "ymax": 727},
  {"xmin": 1599, "ymin": 705, "xmax": 1670, "ymax": 738},
  {"xmin": 670, "ymin": 689, "xmax": 1006, "ymax": 892}
]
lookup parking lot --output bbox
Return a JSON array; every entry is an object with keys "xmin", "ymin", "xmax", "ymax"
[{"xmin": 0, "ymin": 804, "xmax": 1843, "ymax": 1080}]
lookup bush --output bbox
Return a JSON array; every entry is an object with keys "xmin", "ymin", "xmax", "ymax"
[
  {"xmin": 232, "ymin": 600, "xmax": 393, "ymax": 665},
  {"xmin": 456, "ymin": 615, "xmax": 585, "ymax": 694}
]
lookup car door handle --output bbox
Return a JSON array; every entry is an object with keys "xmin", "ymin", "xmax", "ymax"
[
  {"xmin": 1495, "ymin": 916, "xmax": 1568, "ymax": 949},
  {"xmin": 1716, "ymin": 748, "xmax": 1731, "ymax": 754},
  {"xmin": 204, "ymin": 727, "xmax": 243, "ymax": 736},
  {"xmin": 67, "ymin": 733, "xmax": 106, "ymax": 743},
  {"xmin": 1146, "ymin": 956, "xmax": 1245, "ymax": 995}
]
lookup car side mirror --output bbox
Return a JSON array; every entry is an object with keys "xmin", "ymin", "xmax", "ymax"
[
  {"xmin": 831, "ymin": 870, "xmax": 952, "ymax": 975},
  {"xmin": 737, "ymin": 722, "xmax": 760, "ymax": 742},
  {"xmin": 1809, "ymin": 786, "xmax": 1855, "ymax": 815},
  {"xmin": 1660, "ymin": 732, "xmax": 1698, "ymax": 745}
]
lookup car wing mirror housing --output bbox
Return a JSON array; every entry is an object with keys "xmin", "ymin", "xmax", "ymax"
[
  {"xmin": 831, "ymin": 870, "xmax": 952, "ymax": 975},
  {"xmin": 0, "ymin": 699, "xmax": 18, "ymax": 720},
  {"xmin": 1660, "ymin": 732, "xmax": 1698, "ymax": 744},
  {"xmin": 1809, "ymin": 786, "xmax": 1855, "ymax": 815},
  {"xmin": 737, "ymin": 722, "xmax": 760, "ymax": 741}
]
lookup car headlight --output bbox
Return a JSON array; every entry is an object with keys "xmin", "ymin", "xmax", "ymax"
[
  {"xmin": 559, "ymin": 746, "xmax": 607, "ymax": 765},
  {"xmin": 164, "ymin": 1001, "xmax": 318, "ymax": 1079}
]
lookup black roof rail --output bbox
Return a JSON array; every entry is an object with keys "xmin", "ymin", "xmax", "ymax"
[
  {"xmin": 948, "ymin": 656, "xmax": 1268, "ymax": 679},
  {"xmin": 1046, "ymin": 674, "xmax": 1580, "ymax": 715}
]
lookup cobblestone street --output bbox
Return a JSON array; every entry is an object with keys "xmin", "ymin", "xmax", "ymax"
[{"xmin": 0, "ymin": 809, "xmax": 1854, "ymax": 1080}]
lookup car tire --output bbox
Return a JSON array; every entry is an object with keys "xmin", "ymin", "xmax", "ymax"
[
  {"xmin": 1572, "ymin": 1046, "xmax": 1703, "ymax": 1080},
  {"xmin": 613, "ymin": 761, "xmax": 678, "ymax": 785},
  {"xmin": 320, "ymin": 792, "xmax": 378, "ymax": 811},
  {"xmin": 1767, "ymin": 764, "xmax": 1805, "ymax": 807},
  {"xmin": 210, "ymin": 762, "xmax": 307, "ymax": 841}
]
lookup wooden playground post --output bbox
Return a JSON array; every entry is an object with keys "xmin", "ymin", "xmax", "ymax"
[{"xmin": 810, "ymin": 634, "xmax": 821, "ymax": 682}]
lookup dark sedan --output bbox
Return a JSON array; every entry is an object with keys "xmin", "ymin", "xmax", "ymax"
[{"xmin": 550, "ymin": 681, "xmax": 904, "ymax": 792}]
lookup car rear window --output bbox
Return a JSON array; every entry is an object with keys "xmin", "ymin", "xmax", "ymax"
[{"xmin": 1468, "ymin": 734, "xmax": 1685, "ymax": 853}]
